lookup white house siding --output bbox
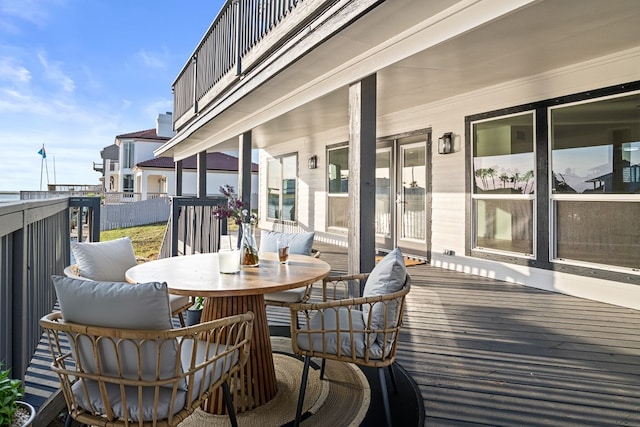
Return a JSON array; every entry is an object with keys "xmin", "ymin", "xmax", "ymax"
[
  {"xmin": 119, "ymin": 140, "xmax": 164, "ymax": 191},
  {"xmin": 132, "ymin": 141, "xmax": 163, "ymax": 164},
  {"xmin": 259, "ymin": 47, "xmax": 640, "ymax": 310},
  {"xmin": 422, "ymin": 47, "xmax": 640, "ymax": 311}
]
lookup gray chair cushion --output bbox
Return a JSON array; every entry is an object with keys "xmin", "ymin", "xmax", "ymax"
[
  {"xmin": 179, "ymin": 339, "xmax": 239, "ymax": 401},
  {"xmin": 52, "ymin": 275, "xmax": 180, "ymax": 386},
  {"xmin": 53, "ymin": 276, "xmax": 240, "ymax": 422},
  {"xmin": 259, "ymin": 231, "xmax": 315, "ymax": 256},
  {"xmin": 264, "ymin": 287, "xmax": 307, "ymax": 303},
  {"xmin": 72, "ymin": 380, "xmax": 186, "ymax": 422},
  {"xmin": 71, "ymin": 236, "xmax": 137, "ymax": 282},
  {"xmin": 71, "ymin": 340, "xmax": 240, "ymax": 422},
  {"xmin": 362, "ymin": 248, "xmax": 407, "ymax": 345},
  {"xmin": 296, "ymin": 307, "xmax": 373, "ymax": 358},
  {"xmin": 262, "ymin": 231, "xmax": 316, "ymax": 304},
  {"xmin": 53, "ymin": 275, "xmax": 173, "ymax": 329}
]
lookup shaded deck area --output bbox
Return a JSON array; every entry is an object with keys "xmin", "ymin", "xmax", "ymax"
[
  {"xmin": 28, "ymin": 241, "xmax": 640, "ymax": 426},
  {"xmin": 270, "ymin": 241, "xmax": 640, "ymax": 426}
]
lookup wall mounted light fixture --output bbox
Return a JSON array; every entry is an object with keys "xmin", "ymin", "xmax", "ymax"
[
  {"xmin": 308, "ymin": 155, "xmax": 318, "ymax": 169},
  {"xmin": 438, "ymin": 132, "xmax": 453, "ymax": 154}
]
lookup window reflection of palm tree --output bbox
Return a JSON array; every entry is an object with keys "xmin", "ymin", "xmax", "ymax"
[
  {"xmin": 499, "ymin": 173, "xmax": 509, "ymax": 188},
  {"xmin": 475, "ymin": 167, "xmax": 498, "ymax": 190},
  {"xmin": 475, "ymin": 168, "xmax": 489, "ymax": 190},
  {"xmin": 511, "ymin": 172, "xmax": 521, "ymax": 191},
  {"xmin": 521, "ymin": 170, "xmax": 534, "ymax": 193},
  {"xmin": 487, "ymin": 167, "xmax": 497, "ymax": 189}
]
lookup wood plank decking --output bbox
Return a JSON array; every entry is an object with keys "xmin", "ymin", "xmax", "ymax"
[
  {"xmin": 28, "ymin": 241, "xmax": 640, "ymax": 426},
  {"xmin": 269, "ymin": 241, "xmax": 640, "ymax": 426}
]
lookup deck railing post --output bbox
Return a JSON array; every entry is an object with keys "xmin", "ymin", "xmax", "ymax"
[
  {"xmin": 192, "ymin": 55, "xmax": 199, "ymax": 114},
  {"xmin": 234, "ymin": 0, "xmax": 242, "ymax": 76}
]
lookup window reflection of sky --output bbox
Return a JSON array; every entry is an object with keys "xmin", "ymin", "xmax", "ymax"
[
  {"xmin": 553, "ymin": 146, "xmax": 610, "ymax": 193},
  {"xmin": 403, "ymin": 166, "xmax": 425, "ymax": 189},
  {"xmin": 474, "ymin": 152, "xmax": 534, "ymax": 193},
  {"xmin": 552, "ymin": 142, "xmax": 640, "ymax": 193}
]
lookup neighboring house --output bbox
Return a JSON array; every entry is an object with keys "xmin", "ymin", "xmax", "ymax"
[
  {"xmin": 102, "ymin": 112, "xmax": 258, "ymax": 201},
  {"xmin": 112, "ymin": 112, "xmax": 174, "ymax": 195},
  {"xmin": 155, "ymin": 0, "xmax": 640, "ymax": 310},
  {"xmin": 132, "ymin": 153, "xmax": 259, "ymax": 205},
  {"xmin": 97, "ymin": 144, "xmax": 119, "ymax": 192}
]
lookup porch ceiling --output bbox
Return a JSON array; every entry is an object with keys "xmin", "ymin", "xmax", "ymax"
[{"xmin": 164, "ymin": 0, "xmax": 640, "ymax": 157}]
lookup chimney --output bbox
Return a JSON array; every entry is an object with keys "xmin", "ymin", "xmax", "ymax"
[{"xmin": 156, "ymin": 112, "xmax": 175, "ymax": 138}]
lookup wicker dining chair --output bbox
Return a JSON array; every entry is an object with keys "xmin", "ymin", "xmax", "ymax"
[
  {"xmin": 289, "ymin": 248, "xmax": 411, "ymax": 427},
  {"xmin": 41, "ymin": 277, "xmax": 254, "ymax": 427},
  {"xmin": 260, "ymin": 231, "xmax": 321, "ymax": 308},
  {"xmin": 67, "ymin": 236, "xmax": 192, "ymax": 326}
]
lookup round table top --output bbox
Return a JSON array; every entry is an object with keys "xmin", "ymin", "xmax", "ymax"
[{"xmin": 125, "ymin": 252, "xmax": 331, "ymax": 297}]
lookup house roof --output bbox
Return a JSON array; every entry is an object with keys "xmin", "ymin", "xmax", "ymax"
[
  {"xmin": 115, "ymin": 129, "xmax": 170, "ymax": 140},
  {"xmin": 136, "ymin": 152, "xmax": 258, "ymax": 172}
]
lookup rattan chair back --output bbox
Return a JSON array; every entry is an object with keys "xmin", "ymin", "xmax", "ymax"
[{"xmin": 40, "ymin": 311, "xmax": 253, "ymax": 426}]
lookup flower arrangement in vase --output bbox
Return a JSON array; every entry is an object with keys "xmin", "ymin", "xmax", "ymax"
[{"xmin": 213, "ymin": 185, "xmax": 259, "ymax": 267}]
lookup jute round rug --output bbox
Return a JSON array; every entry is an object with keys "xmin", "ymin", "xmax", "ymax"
[{"xmin": 180, "ymin": 336, "xmax": 370, "ymax": 426}]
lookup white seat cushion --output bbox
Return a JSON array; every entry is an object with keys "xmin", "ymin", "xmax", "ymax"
[{"xmin": 71, "ymin": 236, "xmax": 137, "ymax": 282}]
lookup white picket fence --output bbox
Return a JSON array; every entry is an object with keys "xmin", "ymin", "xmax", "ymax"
[{"xmin": 100, "ymin": 198, "xmax": 171, "ymax": 230}]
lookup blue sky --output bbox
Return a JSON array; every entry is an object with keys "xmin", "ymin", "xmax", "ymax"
[{"xmin": 0, "ymin": 0, "xmax": 225, "ymax": 191}]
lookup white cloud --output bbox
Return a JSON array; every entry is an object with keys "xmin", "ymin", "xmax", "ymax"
[
  {"xmin": 144, "ymin": 98, "xmax": 173, "ymax": 121},
  {"xmin": 0, "ymin": 57, "xmax": 31, "ymax": 84},
  {"xmin": 0, "ymin": 0, "xmax": 51, "ymax": 27},
  {"xmin": 137, "ymin": 49, "xmax": 167, "ymax": 70},
  {"xmin": 37, "ymin": 51, "xmax": 75, "ymax": 92}
]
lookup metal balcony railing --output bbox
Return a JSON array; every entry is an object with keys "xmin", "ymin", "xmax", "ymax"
[{"xmin": 172, "ymin": 0, "xmax": 340, "ymax": 129}]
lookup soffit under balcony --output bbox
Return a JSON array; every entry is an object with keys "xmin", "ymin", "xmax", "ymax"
[{"xmin": 163, "ymin": 0, "xmax": 640, "ymax": 158}]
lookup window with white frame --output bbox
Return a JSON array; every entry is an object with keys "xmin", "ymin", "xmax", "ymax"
[
  {"xmin": 327, "ymin": 146, "xmax": 349, "ymax": 230},
  {"xmin": 472, "ymin": 112, "xmax": 536, "ymax": 256},
  {"xmin": 122, "ymin": 142, "xmax": 134, "ymax": 168},
  {"xmin": 550, "ymin": 91, "xmax": 640, "ymax": 270},
  {"xmin": 123, "ymin": 174, "xmax": 134, "ymax": 192},
  {"xmin": 267, "ymin": 153, "xmax": 297, "ymax": 222}
]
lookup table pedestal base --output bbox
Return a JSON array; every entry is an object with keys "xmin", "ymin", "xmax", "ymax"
[{"xmin": 202, "ymin": 294, "xmax": 278, "ymax": 414}]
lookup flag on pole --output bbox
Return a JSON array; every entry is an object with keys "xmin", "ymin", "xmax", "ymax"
[{"xmin": 38, "ymin": 146, "xmax": 46, "ymax": 159}]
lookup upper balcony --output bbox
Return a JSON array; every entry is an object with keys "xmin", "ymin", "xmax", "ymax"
[
  {"xmin": 176, "ymin": 0, "xmax": 328, "ymax": 127},
  {"xmin": 170, "ymin": 0, "xmax": 384, "ymax": 139},
  {"xmin": 167, "ymin": 0, "xmax": 640, "ymax": 160}
]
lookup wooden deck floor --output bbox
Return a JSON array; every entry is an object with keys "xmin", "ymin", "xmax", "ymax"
[
  {"xmin": 273, "ymin": 241, "xmax": 640, "ymax": 426},
  {"xmin": 28, "ymin": 241, "xmax": 640, "ymax": 426}
]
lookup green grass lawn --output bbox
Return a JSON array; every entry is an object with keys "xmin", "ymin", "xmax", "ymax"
[{"xmin": 100, "ymin": 223, "xmax": 166, "ymax": 260}]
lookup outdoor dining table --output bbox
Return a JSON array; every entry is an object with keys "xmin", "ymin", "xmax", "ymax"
[{"xmin": 125, "ymin": 251, "xmax": 331, "ymax": 414}]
